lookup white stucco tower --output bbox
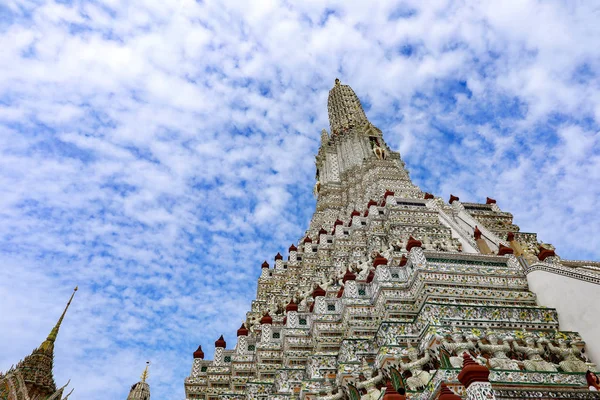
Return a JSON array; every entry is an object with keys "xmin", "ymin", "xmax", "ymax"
[{"xmin": 184, "ymin": 80, "xmax": 600, "ymax": 400}]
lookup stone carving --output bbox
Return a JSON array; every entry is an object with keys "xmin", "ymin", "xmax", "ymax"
[
  {"xmin": 443, "ymin": 329, "xmax": 476, "ymax": 368},
  {"xmin": 356, "ymin": 360, "xmax": 384, "ymax": 400},
  {"xmin": 399, "ymin": 345, "xmax": 431, "ymax": 391},
  {"xmin": 548, "ymin": 339, "xmax": 591, "ymax": 373},
  {"xmin": 477, "ymin": 330, "xmax": 519, "ymax": 370},
  {"xmin": 512, "ymin": 335, "xmax": 557, "ymax": 372}
]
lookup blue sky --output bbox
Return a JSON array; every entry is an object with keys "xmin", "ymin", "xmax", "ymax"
[{"xmin": 1, "ymin": 1, "xmax": 599, "ymax": 399}]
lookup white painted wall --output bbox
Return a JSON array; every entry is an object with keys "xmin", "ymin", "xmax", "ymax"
[{"xmin": 527, "ymin": 269, "xmax": 600, "ymax": 364}]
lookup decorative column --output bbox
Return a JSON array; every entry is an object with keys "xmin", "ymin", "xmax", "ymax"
[
  {"xmin": 260, "ymin": 312, "xmax": 273, "ymax": 343},
  {"xmin": 303, "ymin": 236, "xmax": 313, "ymax": 253},
  {"xmin": 260, "ymin": 261, "xmax": 270, "ymax": 278},
  {"xmin": 457, "ymin": 353, "xmax": 496, "ymax": 400},
  {"xmin": 236, "ymin": 323, "xmax": 248, "ymax": 354},
  {"xmin": 342, "ymin": 268, "xmax": 357, "ymax": 298},
  {"xmin": 274, "ymin": 252, "xmax": 284, "ymax": 270},
  {"xmin": 313, "ymin": 285, "xmax": 327, "ymax": 314},
  {"xmin": 473, "ymin": 226, "xmax": 492, "ymax": 255},
  {"xmin": 506, "ymin": 232, "xmax": 523, "ymax": 256},
  {"xmin": 191, "ymin": 345, "xmax": 205, "ymax": 377},
  {"xmin": 286, "ymin": 299, "xmax": 298, "ymax": 327},
  {"xmin": 288, "ymin": 244, "xmax": 298, "ymax": 263},
  {"xmin": 214, "ymin": 335, "xmax": 226, "ymax": 365}
]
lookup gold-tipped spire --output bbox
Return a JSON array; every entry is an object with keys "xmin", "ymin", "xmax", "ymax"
[
  {"xmin": 141, "ymin": 361, "xmax": 150, "ymax": 383},
  {"xmin": 40, "ymin": 287, "xmax": 78, "ymax": 351}
]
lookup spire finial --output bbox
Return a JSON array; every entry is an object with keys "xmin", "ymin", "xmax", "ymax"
[
  {"xmin": 40, "ymin": 287, "xmax": 78, "ymax": 351},
  {"xmin": 327, "ymin": 79, "xmax": 368, "ymax": 135},
  {"xmin": 141, "ymin": 361, "xmax": 150, "ymax": 383}
]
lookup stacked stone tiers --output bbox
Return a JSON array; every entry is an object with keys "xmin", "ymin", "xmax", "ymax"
[
  {"xmin": 185, "ymin": 190, "xmax": 597, "ymax": 399},
  {"xmin": 184, "ymin": 81, "xmax": 599, "ymax": 399}
]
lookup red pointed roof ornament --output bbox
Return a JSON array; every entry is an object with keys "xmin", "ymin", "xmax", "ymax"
[
  {"xmin": 449, "ymin": 194, "xmax": 459, "ymax": 204},
  {"xmin": 497, "ymin": 244, "xmax": 514, "ymax": 256},
  {"xmin": 303, "ymin": 236, "xmax": 313, "ymax": 244},
  {"xmin": 366, "ymin": 269, "xmax": 375, "ymax": 283},
  {"xmin": 215, "ymin": 335, "xmax": 226, "ymax": 348},
  {"xmin": 312, "ymin": 285, "xmax": 326, "ymax": 298},
  {"xmin": 474, "ymin": 226, "xmax": 482, "ymax": 240},
  {"xmin": 289, "ymin": 244, "xmax": 298, "ymax": 252},
  {"xmin": 384, "ymin": 190, "xmax": 395, "ymax": 199},
  {"xmin": 363, "ymin": 209, "xmax": 369, "ymax": 217},
  {"xmin": 380, "ymin": 199, "xmax": 386, "ymax": 207},
  {"xmin": 261, "ymin": 261, "xmax": 269, "ymax": 269},
  {"xmin": 406, "ymin": 236, "xmax": 422, "ymax": 252},
  {"xmin": 373, "ymin": 254, "xmax": 388, "ymax": 267},
  {"xmin": 438, "ymin": 382, "xmax": 461, "ymax": 400},
  {"xmin": 237, "ymin": 323, "xmax": 248, "ymax": 337},
  {"xmin": 399, "ymin": 255, "xmax": 408, "ymax": 267},
  {"xmin": 319, "ymin": 228, "xmax": 328, "ymax": 235},
  {"xmin": 343, "ymin": 268, "xmax": 357, "ymax": 283},
  {"xmin": 260, "ymin": 312, "xmax": 273, "ymax": 325},
  {"xmin": 486, "ymin": 197, "xmax": 496, "ymax": 204},
  {"xmin": 538, "ymin": 246, "xmax": 556, "ymax": 261},
  {"xmin": 274, "ymin": 252, "xmax": 283, "ymax": 260},
  {"xmin": 457, "ymin": 353, "xmax": 490, "ymax": 389},
  {"xmin": 193, "ymin": 345, "xmax": 205, "ymax": 359},
  {"xmin": 424, "ymin": 192, "xmax": 434, "ymax": 200},
  {"xmin": 334, "ymin": 219, "xmax": 343, "ymax": 226},
  {"xmin": 351, "ymin": 209, "xmax": 361, "ymax": 217},
  {"xmin": 286, "ymin": 300, "xmax": 298, "ymax": 312},
  {"xmin": 367, "ymin": 199, "xmax": 378, "ymax": 208},
  {"xmin": 507, "ymin": 232, "xmax": 515, "ymax": 241}
]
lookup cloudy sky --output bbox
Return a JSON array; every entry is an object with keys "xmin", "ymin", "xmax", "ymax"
[{"xmin": 1, "ymin": 0, "xmax": 599, "ymax": 398}]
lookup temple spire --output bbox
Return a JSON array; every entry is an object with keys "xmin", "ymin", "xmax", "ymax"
[
  {"xmin": 141, "ymin": 361, "xmax": 150, "ymax": 383},
  {"xmin": 327, "ymin": 78, "xmax": 369, "ymax": 135},
  {"xmin": 127, "ymin": 362, "xmax": 151, "ymax": 400},
  {"xmin": 40, "ymin": 286, "xmax": 78, "ymax": 352}
]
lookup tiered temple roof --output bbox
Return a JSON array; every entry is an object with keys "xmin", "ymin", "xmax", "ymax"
[{"xmin": 184, "ymin": 80, "xmax": 600, "ymax": 400}]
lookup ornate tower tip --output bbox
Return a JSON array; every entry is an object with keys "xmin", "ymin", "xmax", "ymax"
[
  {"xmin": 40, "ymin": 286, "xmax": 78, "ymax": 351},
  {"xmin": 335, "ymin": 78, "xmax": 340, "ymax": 85},
  {"xmin": 141, "ymin": 361, "xmax": 150, "ymax": 383}
]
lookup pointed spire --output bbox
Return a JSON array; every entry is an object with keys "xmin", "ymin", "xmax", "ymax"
[
  {"xmin": 328, "ymin": 79, "xmax": 369, "ymax": 135},
  {"xmin": 127, "ymin": 362, "xmax": 151, "ymax": 400},
  {"xmin": 40, "ymin": 287, "xmax": 78, "ymax": 352},
  {"xmin": 141, "ymin": 361, "xmax": 150, "ymax": 383},
  {"xmin": 14, "ymin": 287, "xmax": 78, "ymax": 398}
]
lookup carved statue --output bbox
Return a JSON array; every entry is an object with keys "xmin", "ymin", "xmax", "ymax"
[
  {"xmin": 548, "ymin": 339, "xmax": 590, "ymax": 373},
  {"xmin": 313, "ymin": 181, "xmax": 321, "ymax": 196},
  {"xmin": 356, "ymin": 360, "xmax": 383, "ymax": 400},
  {"xmin": 512, "ymin": 337, "xmax": 557, "ymax": 372},
  {"xmin": 399, "ymin": 345, "xmax": 431, "ymax": 391},
  {"xmin": 373, "ymin": 146, "xmax": 386, "ymax": 160},
  {"xmin": 442, "ymin": 330, "xmax": 475, "ymax": 368},
  {"xmin": 477, "ymin": 331, "xmax": 519, "ymax": 370}
]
